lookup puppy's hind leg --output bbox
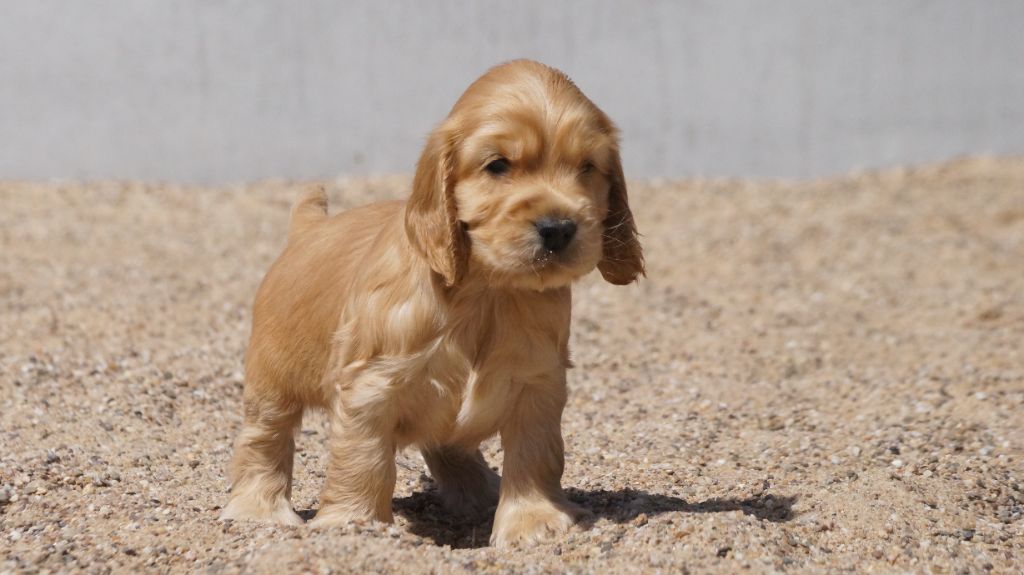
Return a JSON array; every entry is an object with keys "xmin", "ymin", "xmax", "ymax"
[
  {"xmin": 221, "ymin": 392, "xmax": 304, "ymax": 526},
  {"xmin": 422, "ymin": 446, "xmax": 500, "ymax": 518}
]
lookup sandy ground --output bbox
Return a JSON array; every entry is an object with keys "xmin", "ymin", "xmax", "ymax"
[{"xmin": 1, "ymin": 158, "xmax": 1022, "ymax": 574}]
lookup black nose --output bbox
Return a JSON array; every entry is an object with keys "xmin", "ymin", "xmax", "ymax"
[{"xmin": 535, "ymin": 217, "xmax": 577, "ymax": 253}]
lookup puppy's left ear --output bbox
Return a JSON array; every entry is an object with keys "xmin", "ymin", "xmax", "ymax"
[
  {"xmin": 598, "ymin": 143, "xmax": 645, "ymax": 285},
  {"xmin": 405, "ymin": 125, "xmax": 469, "ymax": 286}
]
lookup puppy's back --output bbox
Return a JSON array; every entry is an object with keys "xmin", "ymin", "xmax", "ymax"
[{"xmin": 245, "ymin": 196, "xmax": 405, "ymax": 407}]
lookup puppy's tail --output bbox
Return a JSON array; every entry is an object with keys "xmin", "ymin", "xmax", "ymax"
[{"xmin": 289, "ymin": 185, "xmax": 328, "ymax": 238}]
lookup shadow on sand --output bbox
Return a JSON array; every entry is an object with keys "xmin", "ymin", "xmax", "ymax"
[{"xmin": 391, "ymin": 487, "xmax": 797, "ymax": 549}]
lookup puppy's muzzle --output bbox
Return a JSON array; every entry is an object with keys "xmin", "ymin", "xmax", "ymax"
[{"xmin": 535, "ymin": 217, "xmax": 577, "ymax": 253}]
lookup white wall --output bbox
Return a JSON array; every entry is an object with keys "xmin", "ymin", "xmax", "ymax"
[{"xmin": 2, "ymin": 1, "xmax": 1023, "ymax": 182}]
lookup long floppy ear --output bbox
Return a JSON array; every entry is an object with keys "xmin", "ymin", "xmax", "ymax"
[
  {"xmin": 598, "ymin": 144, "xmax": 645, "ymax": 285},
  {"xmin": 405, "ymin": 126, "xmax": 468, "ymax": 286}
]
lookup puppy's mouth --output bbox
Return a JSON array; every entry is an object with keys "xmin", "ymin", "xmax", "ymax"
[
  {"xmin": 533, "ymin": 246, "xmax": 566, "ymax": 265},
  {"xmin": 463, "ymin": 221, "xmax": 600, "ymax": 288},
  {"xmin": 525, "ymin": 239, "xmax": 595, "ymax": 277}
]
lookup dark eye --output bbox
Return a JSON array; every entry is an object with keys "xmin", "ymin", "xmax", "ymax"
[
  {"xmin": 484, "ymin": 157, "xmax": 511, "ymax": 176},
  {"xmin": 580, "ymin": 160, "xmax": 595, "ymax": 174}
]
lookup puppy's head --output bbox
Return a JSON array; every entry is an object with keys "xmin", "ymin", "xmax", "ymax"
[{"xmin": 406, "ymin": 60, "xmax": 643, "ymax": 290}]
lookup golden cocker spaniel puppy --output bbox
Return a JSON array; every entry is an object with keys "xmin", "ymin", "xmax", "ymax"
[{"xmin": 221, "ymin": 59, "xmax": 644, "ymax": 547}]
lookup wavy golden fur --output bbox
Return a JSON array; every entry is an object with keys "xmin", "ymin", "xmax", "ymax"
[{"xmin": 221, "ymin": 60, "xmax": 644, "ymax": 546}]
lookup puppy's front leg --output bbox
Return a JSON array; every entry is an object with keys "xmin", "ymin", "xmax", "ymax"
[
  {"xmin": 310, "ymin": 373, "xmax": 398, "ymax": 528},
  {"xmin": 490, "ymin": 373, "xmax": 586, "ymax": 547}
]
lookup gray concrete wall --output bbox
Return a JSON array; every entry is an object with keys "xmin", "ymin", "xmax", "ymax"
[{"xmin": 2, "ymin": 1, "xmax": 1023, "ymax": 182}]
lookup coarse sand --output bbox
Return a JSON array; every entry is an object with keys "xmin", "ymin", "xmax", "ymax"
[{"xmin": 1, "ymin": 157, "xmax": 1022, "ymax": 573}]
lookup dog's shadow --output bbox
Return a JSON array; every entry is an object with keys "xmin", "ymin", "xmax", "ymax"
[{"xmin": 391, "ymin": 487, "xmax": 797, "ymax": 549}]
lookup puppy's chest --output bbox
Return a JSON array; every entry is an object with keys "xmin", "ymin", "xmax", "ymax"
[
  {"xmin": 388, "ymin": 297, "xmax": 568, "ymax": 445},
  {"xmin": 409, "ymin": 328, "xmax": 563, "ymax": 446},
  {"xmin": 411, "ymin": 341, "xmax": 519, "ymax": 443}
]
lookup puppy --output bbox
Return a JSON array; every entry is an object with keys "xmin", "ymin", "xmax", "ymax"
[{"xmin": 221, "ymin": 59, "xmax": 643, "ymax": 547}]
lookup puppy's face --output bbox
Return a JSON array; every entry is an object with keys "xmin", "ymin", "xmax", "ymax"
[
  {"xmin": 450, "ymin": 76, "xmax": 617, "ymax": 290},
  {"xmin": 406, "ymin": 60, "xmax": 643, "ymax": 290}
]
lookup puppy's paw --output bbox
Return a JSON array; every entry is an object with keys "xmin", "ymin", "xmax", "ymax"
[
  {"xmin": 308, "ymin": 504, "xmax": 393, "ymax": 529},
  {"xmin": 490, "ymin": 499, "xmax": 587, "ymax": 548},
  {"xmin": 422, "ymin": 446, "xmax": 501, "ymax": 518},
  {"xmin": 220, "ymin": 496, "xmax": 304, "ymax": 527},
  {"xmin": 437, "ymin": 470, "xmax": 500, "ymax": 519}
]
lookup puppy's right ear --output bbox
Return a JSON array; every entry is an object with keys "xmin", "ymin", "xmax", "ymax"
[
  {"xmin": 597, "ymin": 141, "xmax": 645, "ymax": 285},
  {"xmin": 405, "ymin": 126, "xmax": 468, "ymax": 286}
]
